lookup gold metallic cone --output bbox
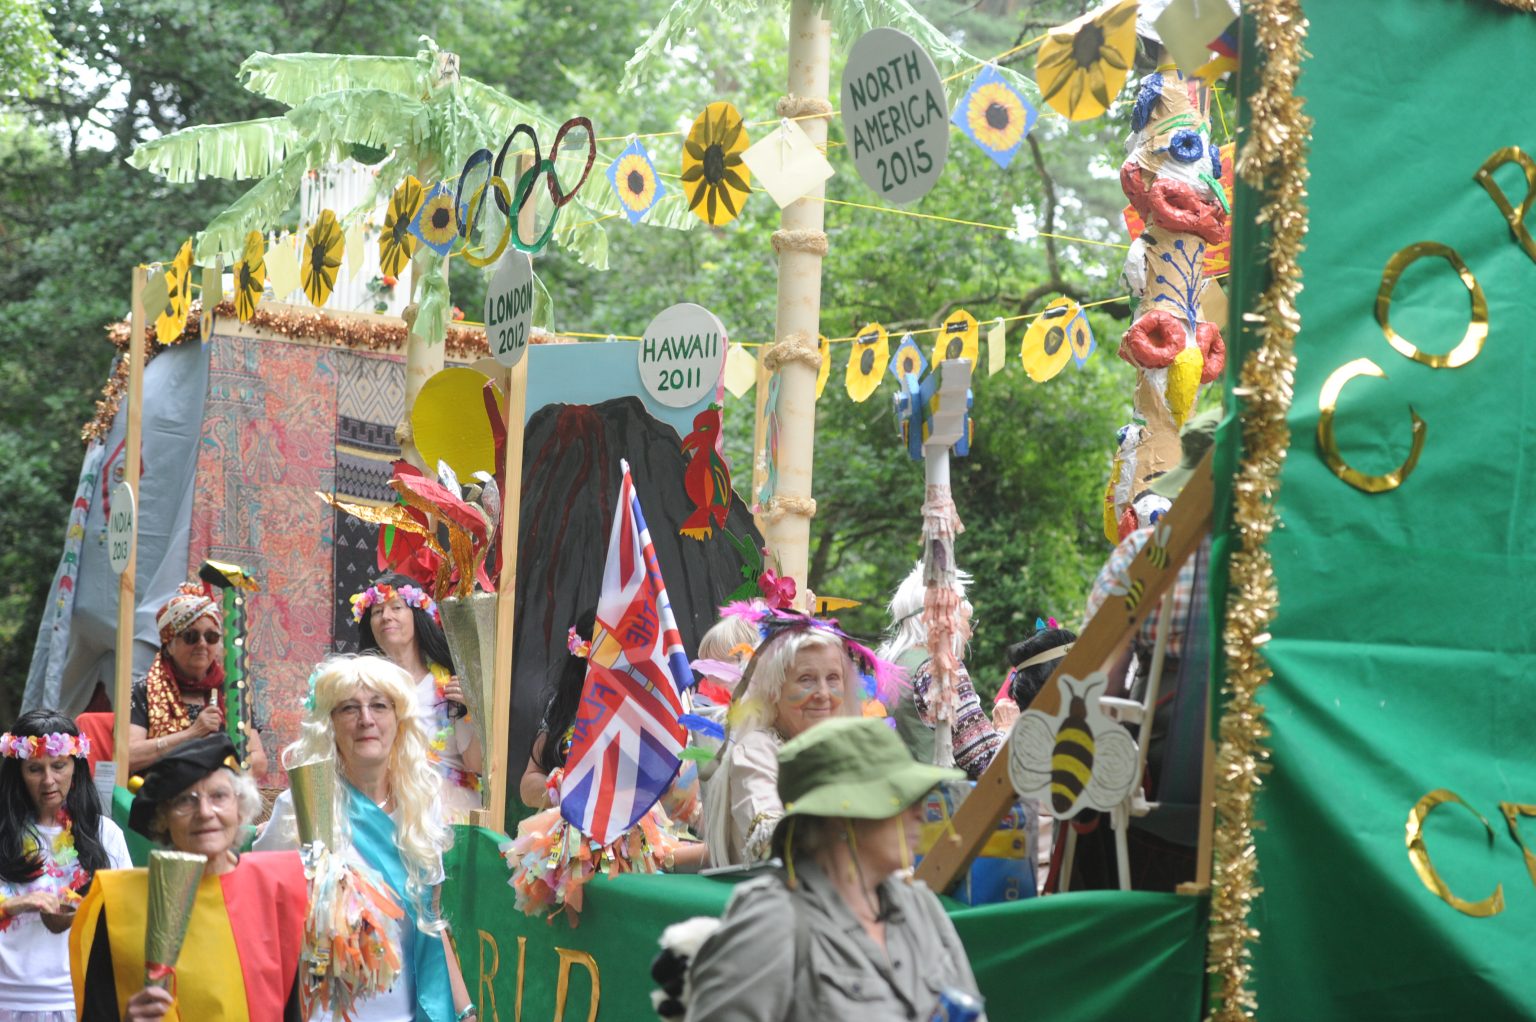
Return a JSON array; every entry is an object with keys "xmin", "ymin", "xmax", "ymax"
[
  {"xmin": 288, "ymin": 757, "xmax": 338, "ymax": 848},
  {"xmin": 145, "ymin": 850, "xmax": 206, "ymax": 986},
  {"xmin": 440, "ymin": 592, "xmax": 498, "ymax": 808}
]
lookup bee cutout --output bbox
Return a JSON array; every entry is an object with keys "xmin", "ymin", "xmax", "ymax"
[
  {"xmin": 1145, "ymin": 519, "xmax": 1173, "ymax": 570},
  {"xmin": 1007, "ymin": 672, "xmax": 1141, "ymax": 820},
  {"xmin": 815, "ymin": 334, "xmax": 830, "ymax": 398},
  {"xmin": 1020, "ymin": 297, "xmax": 1076, "ymax": 382}
]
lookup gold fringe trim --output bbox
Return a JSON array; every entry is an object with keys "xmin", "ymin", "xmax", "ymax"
[
  {"xmin": 1493, "ymin": 0, "xmax": 1536, "ymax": 10},
  {"xmin": 83, "ymin": 300, "xmax": 565, "ymax": 445},
  {"xmin": 1207, "ymin": 3, "xmax": 1311, "ymax": 1020}
]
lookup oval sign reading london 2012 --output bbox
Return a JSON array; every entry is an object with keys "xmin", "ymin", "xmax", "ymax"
[
  {"xmin": 840, "ymin": 27, "xmax": 950, "ymax": 205},
  {"xmin": 639, "ymin": 303, "xmax": 728, "ymax": 408},
  {"xmin": 485, "ymin": 250, "xmax": 535, "ymax": 369}
]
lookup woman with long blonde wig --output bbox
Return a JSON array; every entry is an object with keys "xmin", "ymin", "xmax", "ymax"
[{"xmin": 256, "ymin": 654, "xmax": 474, "ymax": 1022}]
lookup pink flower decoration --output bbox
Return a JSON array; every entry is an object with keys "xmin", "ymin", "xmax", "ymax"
[
  {"xmin": 757, "ymin": 568, "xmax": 796, "ymax": 610},
  {"xmin": 44, "ymin": 734, "xmax": 71, "ymax": 757}
]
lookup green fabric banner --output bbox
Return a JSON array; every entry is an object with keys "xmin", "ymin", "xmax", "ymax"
[
  {"xmin": 1232, "ymin": 1, "xmax": 1536, "ymax": 1017},
  {"xmin": 439, "ymin": 828, "xmax": 1208, "ymax": 1021}
]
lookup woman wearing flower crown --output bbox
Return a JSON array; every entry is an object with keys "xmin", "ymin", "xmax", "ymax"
[
  {"xmin": 353, "ymin": 572, "xmax": 484, "ymax": 822},
  {"xmin": 0, "ymin": 709, "xmax": 130, "ymax": 1022},
  {"xmin": 125, "ymin": 581, "xmax": 268, "ymax": 778}
]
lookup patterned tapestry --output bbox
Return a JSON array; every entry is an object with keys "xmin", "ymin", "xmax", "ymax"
[
  {"xmin": 189, "ymin": 334, "xmax": 339, "ymax": 780},
  {"xmin": 331, "ymin": 351, "xmax": 405, "ymax": 653}
]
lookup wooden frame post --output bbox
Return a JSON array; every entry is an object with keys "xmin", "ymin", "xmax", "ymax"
[
  {"xmin": 485, "ymin": 358, "xmax": 527, "ymax": 832},
  {"xmin": 915, "ymin": 450, "xmax": 1215, "ymax": 891},
  {"xmin": 112, "ymin": 267, "xmax": 148, "ymax": 780}
]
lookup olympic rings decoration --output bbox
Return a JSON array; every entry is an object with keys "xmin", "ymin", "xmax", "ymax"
[{"xmin": 453, "ymin": 117, "xmax": 597, "ymax": 257}]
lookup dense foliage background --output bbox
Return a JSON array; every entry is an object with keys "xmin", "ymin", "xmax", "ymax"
[{"xmin": 0, "ymin": 0, "xmax": 1182, "ymax": 717}]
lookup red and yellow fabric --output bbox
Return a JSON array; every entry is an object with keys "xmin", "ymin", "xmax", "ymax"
[{"xmin": 71, "ymin": 851, "xmax": 306, "ymax": 1021}]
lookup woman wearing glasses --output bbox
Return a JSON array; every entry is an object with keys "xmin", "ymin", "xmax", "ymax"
[
  {"xmin": 72, "ymin": 734, "xmax": 306, "ymax": 1020},
  {"xmin": 125, "ymin": 582, "xmax": 268, "ymax": 777},
  {"xmin": 257, "ymin": 654, "xmax": 474, "ymax": 1022}
]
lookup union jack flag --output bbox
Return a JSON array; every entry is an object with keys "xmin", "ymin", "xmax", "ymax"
[{"xmin": 559, "ymin": 460, "xmax": 691, "ymax": 844}]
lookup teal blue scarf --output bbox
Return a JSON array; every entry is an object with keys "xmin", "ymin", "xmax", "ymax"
[{"xmin": 346, "ymin": 783, "xmax": 454, "ymax": 1022}]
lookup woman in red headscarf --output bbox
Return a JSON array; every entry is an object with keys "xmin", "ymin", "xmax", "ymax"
[{"xmin": 124, "ymin": 582, "xmax": 268, "ymax": 777}]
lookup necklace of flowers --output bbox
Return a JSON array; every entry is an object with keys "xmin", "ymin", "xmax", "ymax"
[{"xmin": 1, "ymin": 811, "xmax": 85, "ymax": 930}]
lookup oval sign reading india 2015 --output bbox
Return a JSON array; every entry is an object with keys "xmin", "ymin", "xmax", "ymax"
[
  {"xmin": 485, "ymin": 250, "xmax": 535, "ymax": 368},
  {"xmin": 840, "ymin": 28, "xmax": 950, "ymax": 205},
  {"xmin": 639, "ymin": 303, "xmax": 728, "ymax": 408}
]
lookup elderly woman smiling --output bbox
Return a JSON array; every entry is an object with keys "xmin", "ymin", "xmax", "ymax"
[
  {"xmin": 257, "ymin": 654, "xmax": 474, "ymax": 1022},
  {"xmin": 72, "ymin": 734, "xmax": 306, "ymax": 1021},
  {"xmin": 702, "ymin": 609, "xmax": 895, "ymax": 868}
]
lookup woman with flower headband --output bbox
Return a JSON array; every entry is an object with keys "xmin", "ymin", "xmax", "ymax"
[
  {"xmin": 0, "ymin": 709, "xmax": 130, "ymax": 1022},
  {"xmin": 125, "ymin": 581, "xmax": 268, "ymax": 778},
  {"xmin": 354, "ymin": 572, "xmax": 484, "ymax": 821},
  {"xmin": 701, "ymin": 606, "xmax": 897, "ymax": 867}
]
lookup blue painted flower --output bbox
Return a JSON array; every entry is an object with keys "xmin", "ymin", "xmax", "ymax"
[{"xmin": 1169, "ymin": 130, "xmax": 1205, "ymax": 163}]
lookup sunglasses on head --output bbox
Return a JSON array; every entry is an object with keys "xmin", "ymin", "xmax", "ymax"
[{"xmin": 179, "ymin": 629, "xmax": 223, "ymax": 645}]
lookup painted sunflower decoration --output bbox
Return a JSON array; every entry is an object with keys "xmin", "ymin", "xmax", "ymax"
[
  {"xmin": 381, "ymin": 176, "xmax": 423, "ymax": 276},
  {"xmin": 845, "ymin": 322, "xmax": 889, "ymax": 403},
  {"xmin": 1020, "ymin": 297, "xmax": 1086, "ymax": 382},
  {"xmin": 952, "ymin": 64, "xmax": 1038, "ymax": 168},
  {"xmin": 682, "ymin": 102, "xmax": 751, "ymax": 226},
  {"xmin": 301, "ymin": 209, "xmax": 344, "ymax": 307},
  {"xmin": 155, "ymin": 239, "xmax": 194, "ymax": 343},
  {"xmin": 889, "ymin": 334, "xmax": 927, "ymax": 383},
  {"xmin": 607, "ymin": 139, "xmax": 665, "ymax": 225},
  {"xmin": 933, "ymin": 310, "xmax": 980, "ymax": 366},
  {"xmin": 410, "ymin": 181, "xmax": 458, "ymax": 257},
  {"xmin": 815, "ymin": 334, "xmax": 831, "ymax": 398},
  {"xmin": 1036, "ymin": 0, "xmax": 1139, "ymax": 122},
  {"xmin": 233, "ymin": 231, "xmax": 266, "ymax": 323}
]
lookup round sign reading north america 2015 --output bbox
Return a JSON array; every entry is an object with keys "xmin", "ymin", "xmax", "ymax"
[{"xmin": 840, "ymin": 27, "xmax": 950, "ymax": 205}]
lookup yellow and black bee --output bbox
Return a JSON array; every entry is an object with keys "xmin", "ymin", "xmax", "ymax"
[
  {"xmin": 1007, "ymin": 674, "xmax": 1140, "ymax": 819},
  {"xmin": 845, "ymin": 322, "xmax": 889, "ymax": 403},
  {"xmin": 1145, "ymin": 520, "xmax": 1173, "ymax": 570}
]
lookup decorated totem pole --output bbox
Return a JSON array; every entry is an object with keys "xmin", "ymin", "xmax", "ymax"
[{"xmin": 1110, "ymin": 67, "xmax": 1228, "ymax": 537}]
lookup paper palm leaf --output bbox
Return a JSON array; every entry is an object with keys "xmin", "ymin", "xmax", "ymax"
[
  {"xmin": 194, "ymin": 146, "xmax": 326, "ymax": 262},
  {"xmin": 284, "ymin": 90, "xmax": 432, "ymax": 154},
  {"xmin": 239, "ymin": 51, "xmax": 428, "ymax": 108},
  {"xmin": 127, "ymin": 117, "xmax": 302, "ymax": 183}
]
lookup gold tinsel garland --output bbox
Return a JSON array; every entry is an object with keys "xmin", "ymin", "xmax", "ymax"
[
  {"xmin": 83, "ymin": 300, "xmax": 565, "ymax": 444},
  {"xmin": 1207, "ymin": 3, "xmax": 1311, "ymax": 1020}
]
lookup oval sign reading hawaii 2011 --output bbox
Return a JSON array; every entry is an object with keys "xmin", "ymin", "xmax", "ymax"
[
  {"xmin": 639, "ymin": 303, "xmax": 727, "ymax": 408},
  {"xmin": 840, "ymin": 28, "xmax": 950, "ymax": 205}
]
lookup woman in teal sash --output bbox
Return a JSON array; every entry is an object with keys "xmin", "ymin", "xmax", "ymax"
[{"xmin": 257, "ymin": 655, "xmax": 474, "ymax": 1022}]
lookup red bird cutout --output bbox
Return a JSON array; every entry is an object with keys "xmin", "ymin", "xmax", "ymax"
[{"xmin": 679, "ymin": 405, "xmax": 732, "ymax": 541}]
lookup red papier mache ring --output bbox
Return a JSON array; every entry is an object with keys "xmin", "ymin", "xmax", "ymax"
[
  {"xmin": 1146, "ymin": 179, "xmax": 1228, "ymax": 244},
  {"xmin": 1196, "ymin": 321, "xmax": 1226, "ymax": 383},
  {"xmin": 1120, "ymin": 161, "xmax": 1152, "ymax": 218},
  {"xmin": 1120, "ymin": 310, "xmax": 1188, "ymax": 369}
]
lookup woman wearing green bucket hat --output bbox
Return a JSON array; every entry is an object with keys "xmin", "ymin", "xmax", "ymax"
[{"xmin": 684, "ymin": 717, "xmax": 987, "ymax": 1020}]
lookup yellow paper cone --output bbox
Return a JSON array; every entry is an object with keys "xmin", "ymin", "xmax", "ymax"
[{"xmin": 1166, "ymin": 346, "xmax": 1204, "ymax": 428}]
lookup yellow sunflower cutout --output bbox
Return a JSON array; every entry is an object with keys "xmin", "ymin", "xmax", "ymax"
[
  {"xmin": 845, "ymin": 323, "xmax": 889, "ymax": 403},
  {"xmin": 409, "ymin": 181, "xmax": 458, "ymax": 257},
  {"xmin": 155, "ymin": 240, "xmax": 194, "ymax": 343},
  {"xmin": 301, "ymin": 209, "xmax": 344, "ymax": 308},
  {"xmin": 381, "ymin": 176, "xmax": 423, "ymax": 276},
  {"xmin": 1036, "ymin": 0, "xmax": 1138, "ymax": 122},
  {"xmin": 608, "ymin": 140, "xmax": 664, "ymax": 224},
  {"xmin": 233, "ymin": 231, "xmax": 266, "ymax": 323},
  {"xmin": 933, "ymin": 310, "xmax": 980, "ymax": 366},
  {"xmin": 815, "ymin": 334, "xmax": 830, "ymax": 398},
  {"xmin": 1020, "ymin": 297, "xmax": 1079, "ymax": 382},
  {"xmin": 682, "ymin": 102, "xmax": 751, "ymax": 226},
  {"xmin": 952, "ymin": 65, "xmax": 1038, "ymax": 169}
]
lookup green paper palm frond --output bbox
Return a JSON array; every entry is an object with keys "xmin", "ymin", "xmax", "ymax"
[
  {"xmin": 239, "ymin": 51, "xmax": 429, "ymax": 108},
  {"xmin": 284, "ymin": 89, "xmax": 432, "ymax": 155},
  {"xmin": 194, "ymin": 146, "xmax": 321, "ymax": 262},
  {"xmin": 127, "ymin": 118, "xmax": 301, "ymax": 183}
]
